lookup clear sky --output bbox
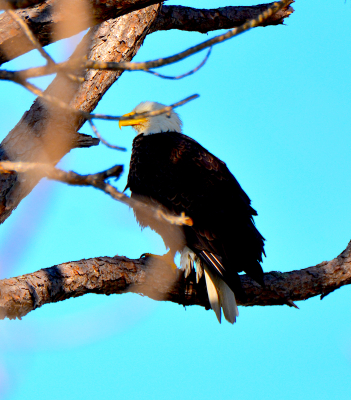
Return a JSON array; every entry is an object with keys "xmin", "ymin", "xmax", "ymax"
[{"xmin": 0, "ymin": 1, "xmax": 350, "ymax": 399}]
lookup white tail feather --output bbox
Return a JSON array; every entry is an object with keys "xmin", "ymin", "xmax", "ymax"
[
  {"xmin": 216, "ymin": 278, "xmax": 239, "ymax": 324},
  {"xmin": 204, "ymin": 269, "xmax": 222, "ymax": 323},
  {"xmin": 204, "ymin": 267, "xmax": 238, "ymax": 324}
]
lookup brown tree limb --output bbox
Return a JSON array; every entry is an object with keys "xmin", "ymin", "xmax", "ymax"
[
  {"xmin": 0, "ymin": 241, "xmax": 350, "ymax": 321},
  {"xmin": 0, "ymin": 4, "xmax": 160, "ymax": 224},
  {"xmin": 150, "ymin": 1, "xmax": 294, "ymax": 34},
  {"xmin": 0, "ymin": 1, "xmax": 294, "ymax": 66}
]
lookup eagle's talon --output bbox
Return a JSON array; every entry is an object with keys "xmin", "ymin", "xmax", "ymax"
[{"xmin": 140, "ymin": 252, "xmax": 177, "ymax": 271}]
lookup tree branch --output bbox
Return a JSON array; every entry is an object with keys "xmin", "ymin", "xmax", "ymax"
[
  {"xmin": 0, "ymin": 1, "xmax": 294, "ymax": 66},
  {"xmin": 150, "ymin": 1, "xmax": 294, "ymax": 34},
  {"xmin": 0, "ymin": 161, "xmax": 194, "ymax": 227},
  {"xmin": 1, "ymin": 241, "xmax": 350, "ymax": 320}
]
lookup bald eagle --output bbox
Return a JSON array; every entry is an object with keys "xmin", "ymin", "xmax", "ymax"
[{"xmin": 119, "ymin": 102, "xmax": 265, "ymax": 323}]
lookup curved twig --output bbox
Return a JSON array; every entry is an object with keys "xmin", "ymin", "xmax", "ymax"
[
  {"xmin": 145, "ymin": 48, "xmax": 212, "ymax": 80},
  {"xmin": 88, "ymin": 120, "xmax": 127, "ymax": 151}
]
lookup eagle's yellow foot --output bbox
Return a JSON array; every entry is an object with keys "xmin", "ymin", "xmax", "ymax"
[{"xmin": 141, "ymin": 252, "xmax": 177, "ymax": 271}]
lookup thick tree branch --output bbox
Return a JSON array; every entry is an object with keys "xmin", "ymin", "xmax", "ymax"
[
  {"xmin": 0, "ymin": 4, "xmax": 160, "ymax": 224},
  {"xmin": 0, "ymin": 1, "xmax": 294, "ymax": 66},
  {"xmin": 0, "ymin": 241, "xmax": 350, "ymax": 320}
]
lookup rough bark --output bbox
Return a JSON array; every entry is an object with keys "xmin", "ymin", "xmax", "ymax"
[
  {"xmin": 0, "ymin": 1, "xmax": 294, "ymax": 66},
  {"xmin": 0, "ymin": 4, "xmax": 160, "ymax": 224},
  {"xmin": 0, "ymin": 241, "xmax": 350, "ymax": 320},
  {"xmin": 150, "ymin": 2, "xmax": 294, "ymax": 34}
]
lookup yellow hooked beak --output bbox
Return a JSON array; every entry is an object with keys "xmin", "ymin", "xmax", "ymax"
[{"xmin": 119, "ymin": 111, "xmax": 148, "ymax": 129}]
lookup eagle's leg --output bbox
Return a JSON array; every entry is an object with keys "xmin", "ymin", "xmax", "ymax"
[{"xmin": 140, "ymin": 250, "xmax": 177, "ymax": 270}]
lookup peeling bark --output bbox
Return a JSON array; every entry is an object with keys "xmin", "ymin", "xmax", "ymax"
[{"xmin": 1, "ymin": 241, "xmax": 350, "ymax": 320}]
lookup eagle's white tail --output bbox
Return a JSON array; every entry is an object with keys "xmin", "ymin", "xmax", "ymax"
[{"xmin": 204, "ymin": 267, "xmax": 239, "ymax": 324}]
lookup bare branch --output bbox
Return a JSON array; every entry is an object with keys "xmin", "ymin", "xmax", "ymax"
[
  {"xmin": 0, "ymin": 161, "xmax": 194, "ymax": 226},
  {"xmin": 0, "ymin": 241, "xmax": 350, "ymax": 321},
  {"xmin": 0, "ymin": 1, "xmax": 294, "ymax": 65},
  {"xmin": 88, "ymin": 120, "xmax": 127, "ymax": 151},
  {"xmin": 150, "ymin": 1, "xmax": 294, "ymax": 34},
  {"xmin": 12, "ymin": 75, "xmax": 199, "ymax": 123},
  {"xmin": 4, "ymin": 70, "xmax": 199, "ymax": 122}
]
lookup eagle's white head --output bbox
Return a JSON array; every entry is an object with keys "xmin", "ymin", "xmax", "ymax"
[{"xmin": 119, "ymin": 101, "xmax": 182, "ymax": 135}]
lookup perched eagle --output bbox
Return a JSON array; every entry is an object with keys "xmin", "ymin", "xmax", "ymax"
[{"xmin": 119, "ymin": 102, "xmax": 265, "ymax": 323}]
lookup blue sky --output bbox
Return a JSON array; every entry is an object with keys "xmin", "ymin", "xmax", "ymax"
[{"xmin": 0, "ymin": 1, "xmax": 350, "ymax": 399}]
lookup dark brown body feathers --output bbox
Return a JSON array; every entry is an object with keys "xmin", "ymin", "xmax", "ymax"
[{"xmin": 126, "ymin": 131, "xmax": 265, "ymax": 294}]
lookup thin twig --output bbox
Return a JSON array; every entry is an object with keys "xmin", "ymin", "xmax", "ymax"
[
  {"xmin": 7, "ymin": 9, "xmax": 54, "ymax": 66},
  {"xmin": 145, "ymin": 47, "xmax": 212, "ymax": 80},
  {"xmin": 90, "ymin": 94, "xmax": 200, "ymax": 122},
  {"xmin": 15, "ymin": 74, "xmax": 199, "ymax": 122},
  {"xmin": 19, "ymin": 78, "xmax": 80, "ymax": 112},
  {"xmin": 7, "ymin": 9, "xmax": 83, "ymax": 83},
  {"xmin": 0, "ymin": 162, "xmax": 194, "ymax": 227},
  {"xmin": 88, "ymin": 120, "xmax": 126, "ymax": 151}
]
